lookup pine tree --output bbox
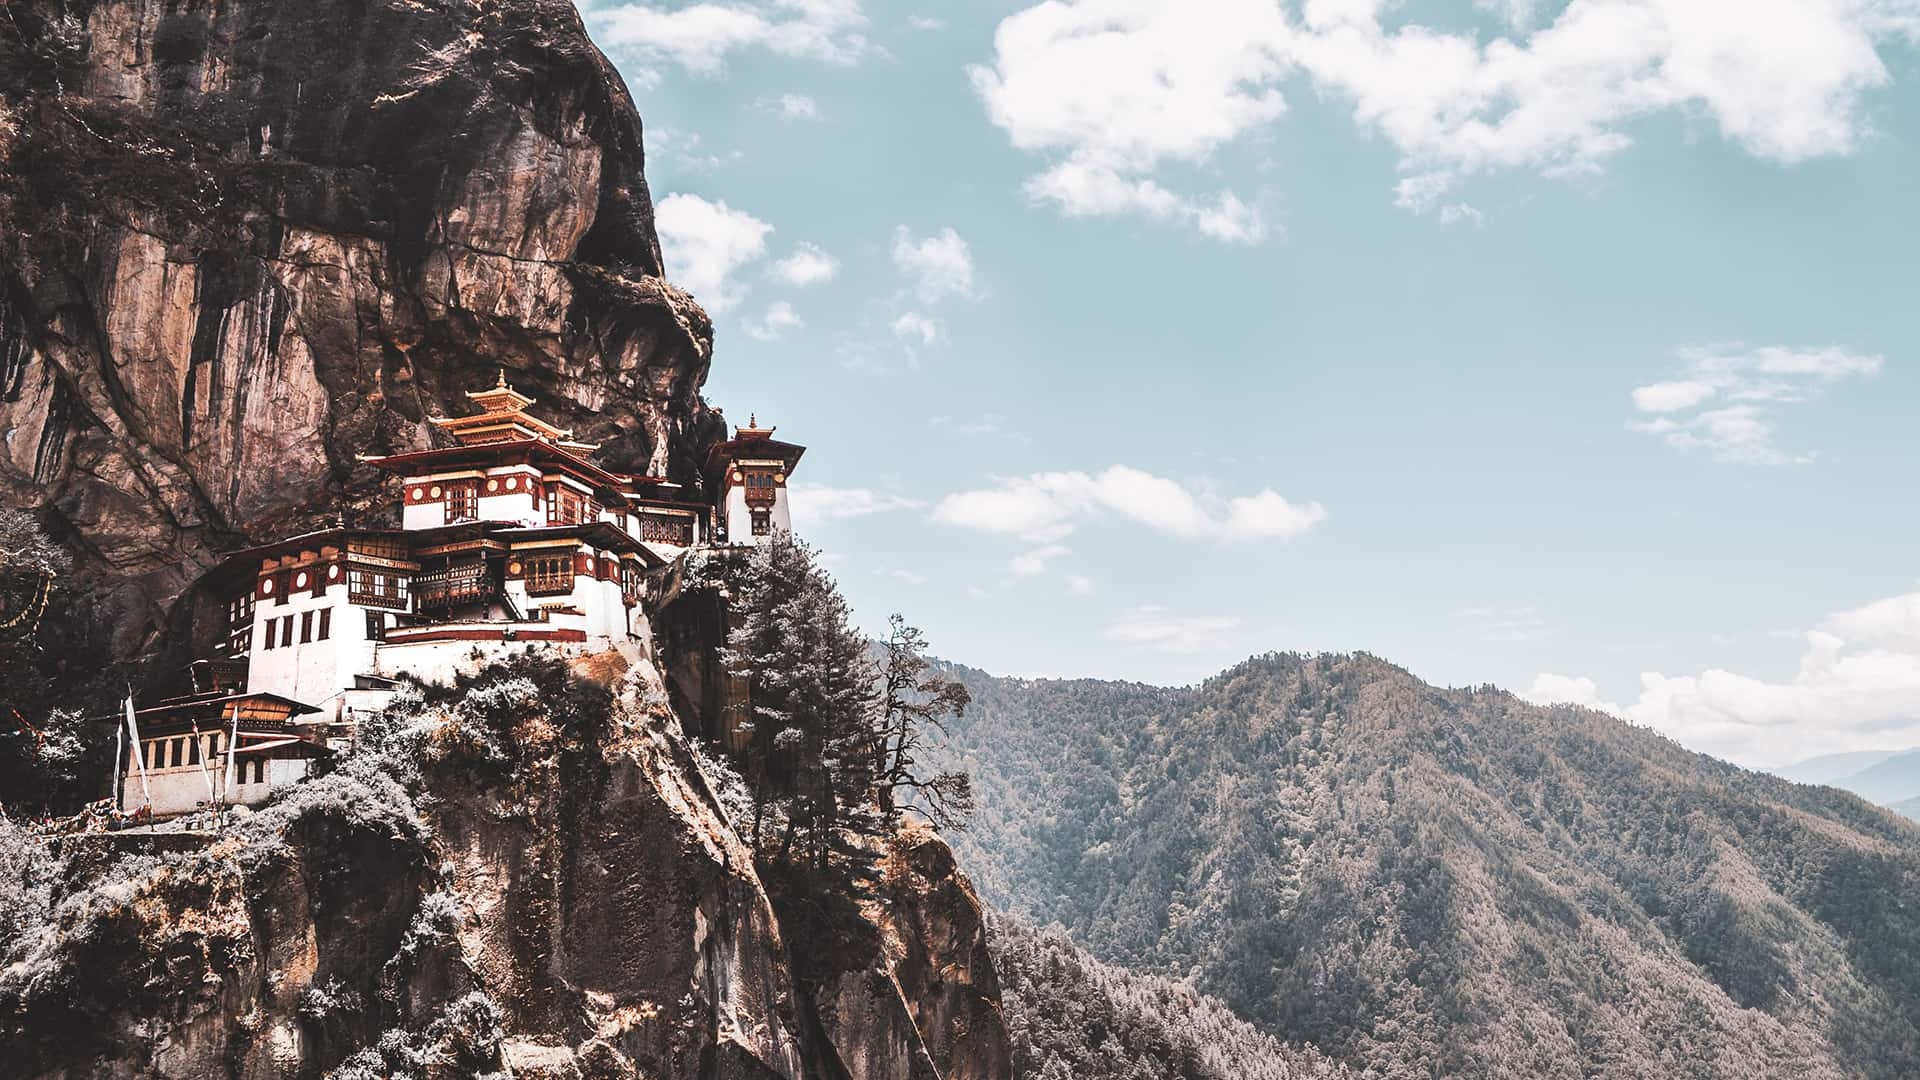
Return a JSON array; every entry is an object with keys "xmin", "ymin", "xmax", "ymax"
[{"xmin": 710, "ymin": 536, "xmax": 880, "ymax": 877}]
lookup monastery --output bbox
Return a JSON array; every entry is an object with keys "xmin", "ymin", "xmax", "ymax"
[{"xmin": 115, "ymin": 377, "xmax": 804, "ymax": 821}]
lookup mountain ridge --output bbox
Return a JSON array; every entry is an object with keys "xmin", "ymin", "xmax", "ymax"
[{"xmin": 930, "ymin": 649, "xmax": 1920, "ymax": 1079}]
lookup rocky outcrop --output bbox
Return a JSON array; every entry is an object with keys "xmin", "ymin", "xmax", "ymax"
[
  {"xmin": 0, "ymin": 662, "xmax": 1014, "ymax": 1079},
  {"xmin": 873, "ymin": 827, "xmax": 1014, "ymax": 1080},
  {"xmin": 0, "ymin": 0, "xmax": 722, "ymax": 665}
]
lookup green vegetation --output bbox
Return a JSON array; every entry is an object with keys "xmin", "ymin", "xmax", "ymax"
[
  {"xmin": 0, "ymin": 509, "xmax": 93, "ymax": 814},
  {"xmin": 938, "ymin": 651, "xmax": 1920, "ymax": 1079},
  {"xmin": 693, "ymin": 537, "xmax": 974, "ymax": 873}
]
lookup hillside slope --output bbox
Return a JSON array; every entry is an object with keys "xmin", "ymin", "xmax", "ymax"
[{"xmin": 932, "ymin": 652, "xmax": 1920, "ymax": 1079}]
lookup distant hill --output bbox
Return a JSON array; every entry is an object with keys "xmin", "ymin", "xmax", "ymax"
[
  {"xmin": 931, "ymin": 652, "xmax": 1920, "ymax": 1080},
  {"xmin": 1775, "ymin": 748, "xmax": 1920, "ymax": 806},
  {"xmin": 1819, "ymin": 750, "xmax": 1920, "ymax": 805},
  {"xmin": 1774, "ymin": 749, "xmax": 1907, "ymax": 786},
  {"xmin": 1889, "ymin": 795, "xmax": 1920, "ymax": 821}
]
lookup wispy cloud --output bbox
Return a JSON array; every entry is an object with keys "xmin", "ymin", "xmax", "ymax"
[
  {"xmin": 743, "ymin": 300, "xmax": 804, "ymax": 341},
  {"xmin": 931, "ymin": 413, "xmax": 1029, "ymax": 443},
  {"xmin": 790, "ymin": 484, "xmax": 924, "ymax": 527},
  {"xmin": 766, "ymin": 92, "xmax": 819, "ymax": 119},
  {"xmin": 588, "ymin": 0, "xmax": 872, "ymax": 75},
  {"xmin": 892, "ymin": 225, "xmax": 976, "ymax": 303},
  {"xmin": 1010, "ymin": 544, "xmax": 1072, "ymax": 576},
  {"xmin": 769, "ymin": 242, "xmax": 839, "ymax": 286},
  {"xmin": 1459, "ymin": 605, "xmax": 1548, "ymax": 643},
  {"xmin": 1627, "ymin": 344, "xmax": 1883, "ymax": 464},
  {"xmin": 1108, "ymin": 606, "xmax": 1243, "ymax": 655},
  {"xmin": 933, "ymin": 466, "xmax": 1325, "ymax": 545}
]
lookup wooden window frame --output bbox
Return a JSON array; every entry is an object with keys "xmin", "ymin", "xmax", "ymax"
[{"xmin": 523, "ymin": 554, "xmax": 575, "ymax": 596}]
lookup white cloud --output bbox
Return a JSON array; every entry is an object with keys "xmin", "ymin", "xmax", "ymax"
[
  {"xmin": 743, "ymin": 300, "xmax": 804, "ymax": 341},
  {"xmin": 907, "ymin": 15, "xmax": 946, "ymax": 31},
  {"xmin": 878, "ymin": 567, "xmax": 929, "ymax": 585},
  {"xmin": 891, "ymin": 311, "xmax": 944, "ymax": 348},
  {"xmin": 770, "ymin": 242, "xmax": 839, "ymax": 285},
  {"xmin": 932, "ymin": 465, "xmax": 1325, "ymax": 546},
  {"xmin": 655, "ymin": 193, "xmax": 772, "ymax": 313},
  {"xmin": 1438, "ymin": 202, "xmax": 1484, "ymax": 226},
  {"xmin": 969, "ymin": 0, "xmax": 1284, "ymax": 241},
  {"xmin": 971, "ymin": 0, "xmax": 1920, "ymax": 228},
  {"xmin": 1010, "ymin": 544, "xmax": 1072, "ymax": 576},
  {"xmin": 589, "ymin": 0, "xmax": 872, "ymax": 74},
  {"xmin": 1527, "ymin": 589, "xmax": 1920, "ymax": 767},
  {"xmin": 1223, "ymin": 490, "xmax": 1329, "ymax": 541},
  {"xmin": 771, "ymin": 92, "xmax": 819, "ymax": 118},
  {"xmin": 891, "ymin": 226, "xmax": 976, "ymax": 303},
  {"xmin": 1066, "ymin": 573, "xmax": 1096, "ymax": 594},
  {"xmin": 1522, "ymin": 672, "xmax": 1620, "ymax": 713},
  {"xmin": 789, "ymin": 484, "xmax": 924, "ymax": 527},
  {"xmin": 1627, "ymin": 343, "xmax": 1883, "ymax": 464},
  {"xmin": 649, "ymin": 128, "xmax": 741, "ymax": 173},
  {"xmin": 1108, "ymin": 607, "xmax": 1244, "ymax": 654}
]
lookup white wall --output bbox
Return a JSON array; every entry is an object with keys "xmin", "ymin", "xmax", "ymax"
[
  {"xmin": 724, "ymin": 486, "xmax": 792, "ymax": 544},
  {"xmin": 247, "ymin": 571, "xmax": 377, "ymax": 717}
]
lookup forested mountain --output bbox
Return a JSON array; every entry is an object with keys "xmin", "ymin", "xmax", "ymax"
[
  {"xmin": 990, "ymin": 915, "xmax": 1344, "ymax": 1080},
  {"xmin": 933, "ymin": 652, "xmax": 1920, "ymax": 1079}
]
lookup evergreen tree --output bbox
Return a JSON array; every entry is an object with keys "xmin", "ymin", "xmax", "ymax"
[{"xmin": 709, "ymin": 536, "xmax": 880, "ymax": 876}]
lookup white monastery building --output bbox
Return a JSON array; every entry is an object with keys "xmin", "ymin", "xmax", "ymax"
[{"xmin": 118, "ymin": 377, "xmax": 803, "ymax": 819}]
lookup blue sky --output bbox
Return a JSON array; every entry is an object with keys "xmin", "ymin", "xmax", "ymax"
[{"xmin": 576, "ymin": 0, "xmax": 1920, "ymax": 767}]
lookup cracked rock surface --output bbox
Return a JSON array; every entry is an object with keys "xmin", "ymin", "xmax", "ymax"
[{"xmin": 0, "ymin": 0, "xmax": 722, "ymax": 665}]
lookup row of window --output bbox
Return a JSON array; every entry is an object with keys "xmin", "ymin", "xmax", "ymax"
[
  {"xmin": 523, "ymin": 554, "xmax": 575, "ymax": 596},
  {"xmin": 135, "ymin": 732, "xmax": 220, "ymax": 769},
  {"xmin": 128, "ymin": 738, "xmax": 270, "ymax": 785},
  {"xmin": 261, "ymin": 607, "xmax": 331, "ymax": 650}
]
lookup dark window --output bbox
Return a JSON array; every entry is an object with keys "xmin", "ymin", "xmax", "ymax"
[
  {"xmin": 282, "ymin": 614, "xmax": 295, "ymax": 645},
  {"xmin": 446, "ymin": 481, "xmax": 478, "ymax": 524},
  {"xmin": 300, "ymin": 610, "xmax": 314, "ymax": 644},
  {"xmin": 546, "ymin": 487, "xmax": 586, "ymax": 525},
  {"xmin": 188, "ymin": 736, "xmax": 199, "ymax": 766},
  {"xmin": 263, "ymin": 619, "xmax": 277, "ymax": 650},
  {"xmin": 318, "ymin": 607, "xmax": 331, "ymax": 641},
  {"xmin": 366, "ymin": 611, "xmax": 387, "ymax": 641},
  {"xmin": 170, "ymin": 738, "xmax": 184, "ymax": 768},
  {"xmin": 751, "ymin": 510, "xmax": 772, "ymax": 536}
]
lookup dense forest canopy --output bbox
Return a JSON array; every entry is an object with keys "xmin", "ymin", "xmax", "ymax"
[{"xmin": 932, "ymin": 651, "xmax": 1920, "ymax": 1079}]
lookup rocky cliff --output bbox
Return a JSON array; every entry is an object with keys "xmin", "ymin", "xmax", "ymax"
[
  {"xmin": 0, "ymin": 657, "xmax": 1012, "ymax": 1080},
  {"xmin": 0, "ymin": 0, "xmax": 720, "ymax": 664}
]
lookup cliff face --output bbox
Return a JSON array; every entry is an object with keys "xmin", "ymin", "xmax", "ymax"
[
  {"xmin": 0, "ymin": 661, "xmax": 1013, "ymax": 1080},
  {"xmin": 0, "ymin": 0, "xmax": 720, "ymax": 661}
]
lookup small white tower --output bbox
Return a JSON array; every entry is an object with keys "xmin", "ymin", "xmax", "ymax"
[{"xmin": 707, "ymin": 415, "xmax": 806, "ymax": 544}]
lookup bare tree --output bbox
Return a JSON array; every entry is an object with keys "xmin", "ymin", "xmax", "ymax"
[{"xmin": 873, "ymin": 614, "xmax": 974, "ymax": 829}]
